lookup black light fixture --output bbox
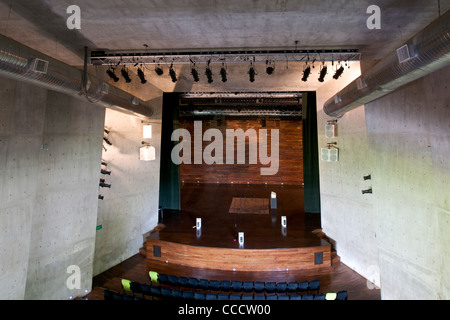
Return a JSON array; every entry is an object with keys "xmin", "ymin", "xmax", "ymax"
[
  {"xmin": 121, "ymin": 67, "xmax": 132, "ymax": 83},
  {"xmin": 301, "ymin": 64, "xmax": 311, "ymax": 82},
  {"xmin": 190, "ymin": 60, "xmax": 199, "ymax": 82},
  {"xmin": 318, "ymin": 63, "xmax": 327, "ymax": 82},
  {"xmin": 333, "ymin": 65, "xmax": 344, "ymax": 79},
  {"xmin": 137, "ymin": 67, "xmax": 147, "ymax": 84},
  {"xmin": 220, "ymin": 63, "xmax": 227, "ymax": 82},
  {"xmin": 260, "ymin": 118, "xmax": 266, "ymax": 127},
  {"xmin": 205, "ymin": 60, "xmax": 213, "ymax": 83},
  {"xmin": 169, "ymin": 62, "xmax": 177, "ymax": 82},
  {"xmin": 106, "ymin": 67, "xmax": 119, "ymax": 82},
  {"xmin": 266, "ymin": 60, "xmax": 275, "ymax": 75},
  {"xmin": 155, "ymin": 65, "xmax": 164, "ymax": 76},
  {"xmin": 248, "ymin": 59, "xmax": 256, "ymax": 82}
]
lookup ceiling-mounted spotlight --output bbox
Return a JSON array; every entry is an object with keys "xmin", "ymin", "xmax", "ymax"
[
  {"xmin": 220, "ymin": 63, "xmax": 227, "ymax": 82},
  {"xmin": 169, "ymin": 63, "xmax": 177, "ymax": 82},
  {"xmin": 248, "ymin": 59, "xmax": 257, "ymax": 82},
  {"xmin": 137, "ymin": 67, "xmax": 147, "ymax": 84},
  {"xmin": 106, "ymin": 67, "xmax": 119, "ymax": 82},
  {"xmin": 205, "ymin": 60, "xmax": 213, "ymax": 83},
  {"xmin": 260, "ymin": 118, "xmax": 266, "ymax": 127},
  {"xmin": 121, "ymin": 67, "xmax": 132, "ymax": 83},
  {"xmin": 155, "ymin": 65, "xmax": 164, "ymax": 76},
  {"xmin": 266, "ymin": 60, "xmax": 275, "ymax": 75},
  {"xmin": 301, "ymin": 65, "xmax": 311, "ymax": 82},
  {"xmin": 190, "ymin": 60, "xmax": 199, "ymax": 82},
  {"xmin": 318, "ymin": 64, "xmax": 327, "ymax": 82},
  {"xmin": 333, "ymin": 65, "xmax": 345, "ymax": 79}
]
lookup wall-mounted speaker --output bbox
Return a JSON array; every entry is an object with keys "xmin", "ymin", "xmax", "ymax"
[
  {"xmin": 153, "ymin": 245, "xmax": 161, "ymax": 257},
  {"xmin": 325, "ymin": 124, "xmax": 336, "ymax": 138},
  {"xmin": 321, "ymin": 147, "xmax": 339, "ymax": 162},
  {"xmin": 314, "ymin": 252, "xmax": 323, "ymax": 265}
]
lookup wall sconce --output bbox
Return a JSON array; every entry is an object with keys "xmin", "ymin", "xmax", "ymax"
[
  {"xmin": 140, "ymin": 144, "xmax": 156, "ymax": 161},
  {"xmin": 143, "ymin": 124, "xmax": 152, "ymax": 139}
]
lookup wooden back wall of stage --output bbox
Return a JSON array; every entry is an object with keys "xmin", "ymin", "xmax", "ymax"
[{"xmin": 179, "ymin": 119, "xmax": 303, "ymax": 185}]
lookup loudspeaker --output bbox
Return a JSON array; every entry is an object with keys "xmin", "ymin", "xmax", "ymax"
[
  {"xmin": 314, "ymin": 252, "xmax": 323, "ymax": 265},
  {"xmin": 321, "ymin": 147, "xmax": 339, "ymax": 162},
  {"xmin": 325, "ymin": 124, "xmax": 336, "ymax": 138},
  {"xmin": 153, "ymin": 245, "xmax": 161, "ymax": 257}
]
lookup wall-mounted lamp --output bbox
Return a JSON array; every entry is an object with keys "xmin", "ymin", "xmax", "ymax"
[
  {"xmin": 140, "ymin": 144, "xmax": 156, "ymax": 161},
  {"xmin": 143, "ymin": 124, "xmax": 152, "ymax": 139}
]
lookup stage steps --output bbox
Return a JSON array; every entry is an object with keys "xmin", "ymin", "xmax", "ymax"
[{"xmin": 313, "ymin": 229, "xmax": 340, "ymax": 265}]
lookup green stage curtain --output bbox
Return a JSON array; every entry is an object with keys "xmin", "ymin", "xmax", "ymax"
[
  {"xmin": 158, "ymin": 93, "xmax": 181, "ymax": 210},
  {"xmin": 302, "ymin": 92, "xmax": 321, "ymax": 213}
]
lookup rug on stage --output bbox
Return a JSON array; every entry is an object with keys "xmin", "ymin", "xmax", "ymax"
[{"xmin": 228, "ymin": 197, "xmax": 269, "ymax": 214}]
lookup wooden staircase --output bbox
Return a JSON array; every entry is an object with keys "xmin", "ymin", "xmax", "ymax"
[{"xmin": 312, "ymin": 229, "xmax": 340, "ymax": 265}]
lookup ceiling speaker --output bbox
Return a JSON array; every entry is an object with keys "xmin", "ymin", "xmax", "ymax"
[{"xmin": 321, "ymin": 147, "xmax": 339, "ymax": 162}]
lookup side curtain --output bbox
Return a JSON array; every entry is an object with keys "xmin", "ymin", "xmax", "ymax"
[
  {"xmin": 158, "ymin": 92, "xmax": 181, "ymax": 210},
  {"xmin": 302, "ymin": 92, "xmax": 321, "ymax": 213}
]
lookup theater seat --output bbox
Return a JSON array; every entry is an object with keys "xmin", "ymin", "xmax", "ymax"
[
  {"xmin": 149, "ymin": 271, "xmax": 159, "ymax": 284},
  {"xmin": 265, "ymin": 282, "xmax": 276, "ymax": 293},
  {"xmin": 337, "ymin": 291, "xmax": 348, "ymax": 300},
  {"xmin": 325, "ymin": 292, "xmax": 337, "ymax": 300},
  {"xmin": 254, "ymin": 282, "xmax": 265, "ymax": 293}
]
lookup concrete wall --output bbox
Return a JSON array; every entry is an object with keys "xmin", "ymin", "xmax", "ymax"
[
  {"xmin": 317, "ymin": 65, "xmax": 450, "ymax": 299},
  {"xmin": 93, "ymin": 98, "xmax": 162, "ymax": 276},
  {"xmin": 0, "ymin": 75, "xmax": 106, "ymax": 299},
  {"xmin": 0, "ymin": 73, "xmax": 162, "ymax": 299},
  {"xmin": 0, "ymin": 78, "xmax": 47, "ymax": 299}
]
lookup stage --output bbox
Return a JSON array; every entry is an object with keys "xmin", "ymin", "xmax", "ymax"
[{"xmin": 144, "ymin": 183, "xmax": 331, "ymax": 272}]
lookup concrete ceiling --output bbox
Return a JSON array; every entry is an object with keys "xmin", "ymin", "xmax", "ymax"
[{"xmin": 0, "ymin": 0, "xmax": 447, "ymax": 96}]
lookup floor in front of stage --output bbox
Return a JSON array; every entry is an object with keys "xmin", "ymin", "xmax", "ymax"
[{"xmin": 84, "ymin": 183, "xmax": 381, "ymax": 300}]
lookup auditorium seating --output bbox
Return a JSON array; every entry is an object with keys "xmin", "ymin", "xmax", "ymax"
[
  {"xmin": 151, "ymin": 271, "xmax": 322, "ymax": 295},
  {"xmin": 110, "ymin": 271, "xmax": 349, "ymax": 301}
]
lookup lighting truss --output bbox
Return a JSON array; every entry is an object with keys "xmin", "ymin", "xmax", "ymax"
[{"xmin": 90, "ymin": 48, "xmax": 360, "ymax": 66}]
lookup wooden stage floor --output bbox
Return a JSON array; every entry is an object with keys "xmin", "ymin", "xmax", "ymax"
[
  {"xmin": 145, "ymin": 184, "xmax": 330, "ymax": 271},
  {"xmin": 85, "ymin": 184, "xmax": 381, "ymax": 300}
]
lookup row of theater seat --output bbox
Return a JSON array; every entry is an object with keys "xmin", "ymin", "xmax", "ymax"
[
  {"xmin": 105, "ymin": 287, "xmax": 348, "ymax": 301},
  {"xmin": 148, "ymin": 271, "xmax": 320, "ymax": 294}
]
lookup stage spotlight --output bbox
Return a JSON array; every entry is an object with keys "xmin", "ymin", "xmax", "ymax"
[
  {"xmin": 154, "ymin": 66, "xmax": 164, "ymax": 76},
  {"xmin": 301, "ymin": 65, "xmax": 311, "ymax": 82},
  {"xmin": 103, "ymin": 137, "xmax": 112, "ymax": 146},
  {"xmin": 191, "ymin": 67, "xmax": 199, "ymax": 82},
  {"xmin": 106, "ymin": 68, "xmax": 119, "ymax": 82},
  {"xmin": 333, "ymin": 65, "xmax": 344, "ymax": 79},
  {"xmin": 169, "ymin": 64, "xmax": 177, "ymax": 82},
  {"xmin": 248, "ymin": 67, "xmax": 256, "ymax": 82},
  {"xmin": 121, "ymin": 68, "xmax": 132, "ymax": 83},
  {"xmin": 220, "ymin": 65, "xmax": 227, "ymax": 82},
  {"xmin": 137, "ymin": 67, "xmax": 147, "ymax": 84},
  {"xmin": 205, "ymin": 67, "xmax": 213, "ymax": 83},
  {"xmin": 260, "ymin": 118, "xmax": 266, "ymax": 127},
  {"xmin": 266, "ymin": 60, "xmax": 275, "ymax": 75},
  {"xmin": 318, "ymin": 65, "xmax": 327, "ymax": 82}
]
